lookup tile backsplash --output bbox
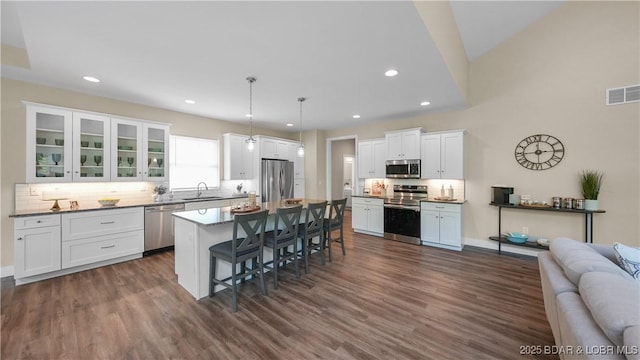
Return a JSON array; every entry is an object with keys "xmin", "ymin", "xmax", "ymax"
[
  {"xmin": 360, "ymin": 178, "xmax": 465, "ymax": 199},
  {"xmin": 14, "ymin": 179, "xmax": 255, "ymax": 212}
]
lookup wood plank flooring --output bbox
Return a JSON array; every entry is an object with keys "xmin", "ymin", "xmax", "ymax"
[{"xmin": 1, "ymin": 211, "xmax": 557, "ymax": 359}]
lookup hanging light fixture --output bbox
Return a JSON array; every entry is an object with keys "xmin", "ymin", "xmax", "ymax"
[
  {"xmin": 245, "ymin": 76, "xmax": 257, "ymax": 151},
  {"xmin": 297, "ymin": 97, "xmax": 306, "ymax": 157}
]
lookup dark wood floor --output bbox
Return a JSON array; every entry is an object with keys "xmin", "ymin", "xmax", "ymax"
[{"xmin": 1, "ymin": 211, "xmax": 557, "ymax": 359}]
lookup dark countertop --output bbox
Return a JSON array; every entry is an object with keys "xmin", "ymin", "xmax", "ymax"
[{"xmin": 9, "ymin": 194, "xmax": 248, "ymax": 218}]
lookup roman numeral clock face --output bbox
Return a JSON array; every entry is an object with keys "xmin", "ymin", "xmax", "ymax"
[{"xmin": 514, "ymin": 134, "xmax": 564, "ymax": 170}]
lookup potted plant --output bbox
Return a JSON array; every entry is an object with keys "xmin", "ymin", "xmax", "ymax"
[{"xmin": 580, "ymin": 170, "xmax": 604, "ymax": 210}]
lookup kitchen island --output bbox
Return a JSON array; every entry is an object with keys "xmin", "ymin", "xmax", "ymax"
[{"xmin": 172, "ymin": 199, "xmax": 325, "ymax": 300}]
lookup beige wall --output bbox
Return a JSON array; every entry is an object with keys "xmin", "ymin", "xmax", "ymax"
[
  {"xmin": 326, "ymin": 1, "xmax": 640, "ymax": 248},
  {"xmin": 0, "ymin": 78, "xmax": 295, "ymax": 268},
  {"xmin": 331, "ymin": 139, "xmax": 356, "ymax": 200}
]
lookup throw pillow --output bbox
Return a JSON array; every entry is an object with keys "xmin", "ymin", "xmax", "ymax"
[{"xmin": 614, "ymin": 242, "xmax": 640, "ymax": 279}]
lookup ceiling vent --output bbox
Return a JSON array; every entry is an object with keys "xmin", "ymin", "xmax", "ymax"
[{"xmin": 606, "ymin": 84, "xmax": 640, "ymax": 105}]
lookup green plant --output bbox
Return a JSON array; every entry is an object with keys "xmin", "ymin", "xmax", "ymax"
[{"xmin": 580, "ymin": 170, "xmax": 604, "ymax": 200}]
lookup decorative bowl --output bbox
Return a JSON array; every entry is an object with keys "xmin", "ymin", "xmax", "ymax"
[
  {"xmin": 81, "ymin": 141, "xmax": 89, "ymax": 147},
  {"xmin": 94, "ymin": 142, "xmax": 103, "ymax": 148},
  {"xmin": 98, "ymin": 198, "xmax": 120, "ymax": 206},
  {"xmin": 506, "ymin": 232, "xmax": 529, "ymax": 244},
  {"xmin": 36, "ymin": 137, "xmax": 46, "ymax": 144},
  {"xmin": 55, "ymin": 139, "xmax": 64, "ymax": 146}
]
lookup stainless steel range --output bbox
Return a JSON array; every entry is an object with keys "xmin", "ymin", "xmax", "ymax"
[{"xmin": 384, "ymin": 185, "xmax": 428, "ymax": 245}]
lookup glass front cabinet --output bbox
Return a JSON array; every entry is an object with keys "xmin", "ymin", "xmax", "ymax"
[
  {"xmin": 26, "ymin": 103, "xmax": 169, "ymax": 183},
  {"xmin": 26, "ymin": 105, "xmax": 73, "ymax": 183}
]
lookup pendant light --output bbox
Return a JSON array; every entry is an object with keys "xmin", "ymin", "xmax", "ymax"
[
  {"xmin": 245, "ymin": 76, "xmax": 257, "ymax": 151},
  {"xmin": 297, "ymin": 97, "xmax": 305, "ymax": 157}
]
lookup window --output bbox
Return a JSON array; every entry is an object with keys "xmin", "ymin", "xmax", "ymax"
[{"xmin": 169, "ymin": 135, "xmax": 219, "ymax": 190}]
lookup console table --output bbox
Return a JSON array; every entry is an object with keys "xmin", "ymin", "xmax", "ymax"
[{"xmin": 489, "ymin": 203, "xmax": 606, "ymax": 254}]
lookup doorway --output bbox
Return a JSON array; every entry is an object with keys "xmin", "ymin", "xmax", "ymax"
[{"xmin": 326, "ymin": 135, "xmax": 357, "ymax": 204}]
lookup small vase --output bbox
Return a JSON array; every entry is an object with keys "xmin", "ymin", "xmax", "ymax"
[{"xmin": 584, "ymin": 199, "xmax": 598, "ymax": 211}]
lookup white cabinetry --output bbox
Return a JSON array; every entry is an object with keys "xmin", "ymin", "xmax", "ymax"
[
  {"xmin": 14, "ymin": 214, "xmax": 61, "ymax": 279},
  {"xmin": 421, "ymin": 130, "xmax": 464, "ymax": 179},
  {"xmin": 294, "ymin": 179, "xmax": 305, "ymax": 198},
  {"xmin": 61, "ymin": 207, "xmax": 144, "ymax": 269},
  {"xmin": 357, "ymin": 139, "xmax": 386, "ymax": 178},
  {"xmin": 223, "ymin": 133, "xmax": 255, "ymax": 180},
  {"xmin": 72, "ymin": 112, "xmax": 111, "ymax": 181},
  {"xmin": 260, "ymin": 137, "xmax": 290, "ymax": 160},
  {"xmin": 26, "ymin": 105, "xmax": 73, "ymax": 182},
  {"xmin": 351, "ymin": 197, "xmax": 384, "ymax": 236},
  {"xmin": 385, "ymin": 128, "xmax": 422, "ymax": 160},
  {"xmin": 420, "ymin": 202, "xmax": 463, "ymax": 251},
  {"xmin": 143, "ymin": 123, "xmax": 170, "ymax": 182}
]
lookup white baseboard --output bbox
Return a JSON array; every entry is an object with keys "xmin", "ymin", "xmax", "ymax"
[
  {"xmin": 1, "ymin": 265, "xmax": 15, "ymax": 278},
  {"xmin": 465, "ymin": 237, "xmax": 545, "ymax": 257}
]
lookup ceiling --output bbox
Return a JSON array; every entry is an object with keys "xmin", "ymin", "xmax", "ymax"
[{"xmin": 1, "ymin": 1, "xmax": 563, "ymax": 131}]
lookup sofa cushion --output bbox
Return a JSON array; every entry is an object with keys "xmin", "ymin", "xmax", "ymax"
[
  {"xmin": 538, "ymin": 252, "xmax": 578, "ymax": 346},
  {"xmin": 579, "ymin": 271, "xmax": 640, "ymax": 347},
  {"xmin": 623, "ymin": 326, "xmax": 640, "ymax": 360},
  {"xmin": 613, "ymin": 242, "xmax": 640, "ymax": 279},
  {"xmin": 556, "ymin": 292, "xmax": 625, "ymax": 360},
  {"xmin": 550, "ymin": 237, "xmax": 632, "ymax": 286}
]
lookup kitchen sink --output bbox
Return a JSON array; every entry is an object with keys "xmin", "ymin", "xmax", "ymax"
[{"xmin": 183, "ymin": 196, "xmax": 224, "ymax": 201}]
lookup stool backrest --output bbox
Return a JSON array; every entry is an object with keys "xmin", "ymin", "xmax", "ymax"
[
  {"xmin": 302, "ymin": 201, "xmax": 327, "ymax": 238},
  {"xmin": 274, "ymin": 205, "xmax": 302, "ymax": 243},
  {"xmin": 232, "ymin": 209, "xmax": 268, "ymax": 257},
  {"xmin": 327, "ymin": 198, "xmax": 347, "ymax": 226}
]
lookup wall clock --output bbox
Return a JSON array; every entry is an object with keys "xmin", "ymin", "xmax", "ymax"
[{"xmin": 514, "ymin": 134, "xmax": 564, "ymax": 170}]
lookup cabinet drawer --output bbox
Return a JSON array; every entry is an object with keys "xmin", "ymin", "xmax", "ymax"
[
  {"xmin": 62, "ymin": 207, "xmax": 143, "ymax": 241},
  {"xmin": 61, "ymin": 230, "xmax": 143, "ymax": 269},
  {"xmin": 352, "ymin": 197, "xmax": 383, "ymax": 207},
  {"xmin": 14, "ymin": 214, "xmax": 61, "ymax": 230},
  {"xmin": 421, "ymin": 202, "xmax": 461, "ymax": 213}
]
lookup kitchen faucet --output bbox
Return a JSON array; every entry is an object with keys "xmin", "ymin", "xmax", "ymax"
[{"xmin": 196, "ymin": 182, "xmax": 208, "ymax": 198}]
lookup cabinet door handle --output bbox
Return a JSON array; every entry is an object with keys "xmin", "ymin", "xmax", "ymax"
[
  {"xmin": 100, "ymin": 221, "xmax": 115, "ymax": 225},
  {"xmin": 17, "ymin": 237, "xmax": 23, "ymax": 241},
  {"xmin": 75, "ymin": 171, "xmax": 79, "ymax": 174},
  {"xmin": 36, "ymin": 220, "xmax": 42, "ymax": 223},
  {"xmin": 66, "ymin": 171, "xmax": 71, "ymax": 174},
  {"xmin": 100, "ymin": 245, "xmax": 115, "ymax": 249}
]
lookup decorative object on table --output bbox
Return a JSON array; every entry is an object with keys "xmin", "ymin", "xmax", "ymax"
[
  {"xmin": 552, "ymin": 196, "xmax": 562, "ymax": 209},
  {"xmin": 373, "ymin": 181, "xmax": 388, "ymax": 196},
  {"xmin": 520, "ymin": 201, "xmax": 551, "ymax": 208},
  {"xmin": 153, "ymin": 184, "xmax": 167, "ymax": 202},
  {"xmin": 94, "ymin": 141, "xmax": 102, "ymax": 148},
  {"xmin": 93, "ymin": 155, "xmax": 102, "ymax": 166},
  {"xmin": 55, "ymin": 139, "xmax": 64, "ymax": 146},
  {"xmin": 81, "ymin": 141, "xmax": 89, "ymax": 147},
  {"xmin": 230, "ymin": 205, "xmax": 261, "ymax": 213},
  {"xmin": 580, "ymin": 170, "xmax": 604, "ymax": 211},
  {"xmin": 97, "ymin": 198, "xmax": 120, "ymax": 206},
  {"xmin": 69, "ymin": 200, "xmax": 79, "ymax": 210},
  {"xmin": 514, "ymin": 134, "xmax": 565, "ymax": 170},
  {"xmin": 248, "ymin": 190, "xmax": 256, "ymax": 207},
  {"xmin": 80, "ymin": 155, "xmax": 87, "ymax": 165},
  {"xmin": 509, "ymin": 194, "xmax": 521, "ymax": 205},
  {"xmin": 51, "ymin": 153, "xmax": 61, "ymax": 165},
  {"xmin": 284, "ymin": 198, "xmax": 302, "ymax": 205},
  {"xmin": 574, "ymin": 199, "xmax": 585, "ymax": 210},
  {"xmin": 563, "ymin": 197, "xmax": 574, "ymax": 209},
  {"xmin": 504, "ymin": 232, "xmax": 529, "ymax": 244},
  {"xmin": 537, "ymin": 238, "xmax": 551, "ymax": 247},
  {"xmin": 36, "ymin": 137, "xmax": 46, "ymax": 144},
  {"xmin": 43, "ymin": 192, "xmax": 68, "ymax": 211},
  {"xmin": 447, "ymin": 184, "xmax": 454, "ymax": 200}
]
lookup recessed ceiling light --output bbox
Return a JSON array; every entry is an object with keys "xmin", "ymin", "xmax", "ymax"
[
  {"xmin": 420, "ymin": 101, "xmax": 431, "ymax": 106},
  {"xmin": 83, "ymin": 76, "xmax": 100, "ymax": 83},
  {"xmin": 352, "ymin": 114, "xmax": 361, "ymax": 119},
  {"xmin": 384, "ymin": 69, "xmax": 398, "ymax": 77},
  {"xmin": 286, "ymin": 123, "xmax": 294, "ymax": 127},
  {"xmin": 185, "ymin": 99, "xmax": 196, "ymax": 104}
]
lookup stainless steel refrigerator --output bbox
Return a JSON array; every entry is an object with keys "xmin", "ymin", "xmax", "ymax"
[{"xmin": 261, "ymin": 159, "xmax": 294, "ymax": 202}]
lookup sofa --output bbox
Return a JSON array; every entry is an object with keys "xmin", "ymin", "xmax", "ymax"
[{"xmin": 538, "ymin": 237, "xmax": 639, "ymax": 360}]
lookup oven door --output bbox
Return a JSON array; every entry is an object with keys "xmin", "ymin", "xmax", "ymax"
[{"xmin": 383, "ymin": 205, "xmax": 421, "ymax": 245}]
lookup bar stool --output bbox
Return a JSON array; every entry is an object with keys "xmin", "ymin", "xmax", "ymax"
[
  {"xmin": 208, "ymin": 209, "xmax": 268, "ymax": 312},
  {"xmin": 324, "ymin": 198, "xmax": 347, "ymax": 262},
  {"xmin": 264, "ymin": 204, "xmax": 302, "ymax": 289},
  {"xmin": 298, "ymin": 201, "xmax": 328, "ymax": 274}
]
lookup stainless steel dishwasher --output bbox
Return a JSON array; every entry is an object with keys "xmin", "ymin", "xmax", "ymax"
[{"xmin": 144, "ymin": 203, "xmax": 185, "ymax": 254}]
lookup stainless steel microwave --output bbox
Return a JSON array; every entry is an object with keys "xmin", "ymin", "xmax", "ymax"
[{"xmin": 385, "ymin": 159, "xmax": 421, "ymax": 179}]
